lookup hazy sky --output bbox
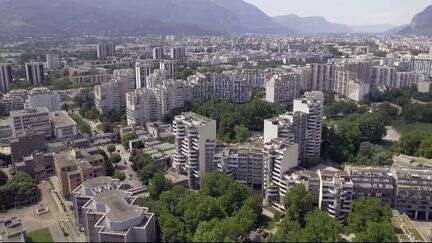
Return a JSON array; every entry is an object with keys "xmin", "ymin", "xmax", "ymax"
[{"xmin": 244, "ymin": 0, "xmax": 431, "ymax": 26}]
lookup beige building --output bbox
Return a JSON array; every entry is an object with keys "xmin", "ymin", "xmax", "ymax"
[
  {"xmin": 54, "ymin": 148, "xmax": 106, "ymax": 198},
  {"xmin": 265, "ymin": 73, "xmax": 301, "ymax": 105}
]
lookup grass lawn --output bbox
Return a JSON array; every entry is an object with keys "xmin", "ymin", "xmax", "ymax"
[
  {"xmin": 391, "ymin": 121, "xmax": 432, "ymax": 135},
  {"xmin": 27, "ymin": 228, "xmax": 53, "ymax": 243}
]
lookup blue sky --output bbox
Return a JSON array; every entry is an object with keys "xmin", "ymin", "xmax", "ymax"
[{"xmin": 244, "ymin": 0, "xmax": 431, "ymax": 25}]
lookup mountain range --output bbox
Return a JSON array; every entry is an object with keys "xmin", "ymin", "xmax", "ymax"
[
  {"xmin": 0, "ymin": 0, "xmax": 429, "ymax": 38},
  {"xmin": 398, "ymin": 5, "xmax": 432, "ymax": 35}
]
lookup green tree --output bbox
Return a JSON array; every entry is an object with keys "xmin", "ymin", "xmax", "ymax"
[
  {"xmin": 234, "ymin": 124, "xmax": 249, "ymax": 143},
  {"xmin": 122, "ymin": 133, "xmax": 135, "ymax": 148},
  {"xmin": 301, "ymin": 210, "xmax": 342, "ymax": 242},
  {"xmin": 348, "ymin": 198, "xmax": 393, "ymax": 233},
  {"xmin": 0, "ymin": 170, "xmax": 8, "ymax": 186},
  {"xmin": 355, "ymin": 221, "xmax": 398, "ymax": 242},
  {"xmin": 398, "ymin": 131, "xmax": 426, "ymax": 156},
  {"xmin": 284, "ymin": 184, "xmax": 313, "ymax": 226},
  {"xmin": 351, "ymin": 142, "xmax": 393, "ymax": 166},
  {"xmin": 110, "ymin": 153, "xmax": 122, "ymax": 164},
  {"xmin": 107, "ymin": 144, "xmax": 116, "ymax": 153},
  {"xmin": 104, "ymin": 160, "xmax": 115, "ymax": 177},
  {"xmin": 269, "ymin": 217, "xmax": 303, "ymax": 242},
  {"xmin": 114, "ymin": 171, "xmax": 126, "ymax": 181},
  {"xmin": 149, "ymin": 173, "xmax": 171, "ymax": 200},
  {"xmin": 416, "ymin": 136, "xmax": 432, "ymax": 159}
]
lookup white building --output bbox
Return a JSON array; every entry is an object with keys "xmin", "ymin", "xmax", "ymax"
[
  {"xmin": 152, "ymin": 47, "xmax": 164, "ymax": 60},
  {"xmin": 265, "ymin": 73, "xmax": 301, "ymax": 105},
  {"xmin": 46, "ymin": 53, "xmax": 61, "ymax": 70},
  {"xmin": 173, "ymin": 112, "xmax": 217, "ymax": 189},
  {"xmin": 10, "ymin": 107, "xmax": 51, "ymax": 138},
  {"xmin": 135, "ymin": 61, "xmax": 153, "ymax": 89},
  {"xmin": 26, "ymin": 87, "xmax": 61, "ymax": 112},
  {"xmin": 25, "ymin": 62, "xmax": 45, "ymax": 85},
  {"xmin": 263, "ymin": 138, "xmax": 299, "ymax": 210},
  {"xmin": 126, "ymin": 88, "xmax": 156, "ymax": 126},
  {"xmin": 1, "ymin": 89, "xmax": 28, "ymax": 115},
  {"xmin": 159, "ymin": 61, "xmax": 176, "ymax": 79},
  {"xmin": 0, "ymin": 64, "xmax": 13, "ymax": 93},
  {"xmin": 170, "ymin": 47, "xmax": 186, "ymax": 60}
]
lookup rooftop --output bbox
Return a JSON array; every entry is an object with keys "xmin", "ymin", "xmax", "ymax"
[{"xmin": 50, "ymin": 111, "xmax": 77, "ymax": 128}]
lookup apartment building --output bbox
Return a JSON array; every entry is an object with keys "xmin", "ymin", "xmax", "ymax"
[
  {"xmin": 26, "ymin": 87, "xmax": 61, "ymax": 112},
  {"xmin": 371, "ymin": 66, "xmax": 397, "ymax": 87},
  {"xmin": 54, "ymin": 148, "xmax": 106, "ymax": 198},
  {"xmin": 317, "ymin": 169, "xmax": 353, "ymax": 222},
  {"xmin": 153, "ymin": 79, "xmax": 192, "ymax": 120},
  {"xmin": 335, "ymin": 70, "xmax": 370, "ymax": 102},
  {"xmin": 310, "ymin": 63, "xmax": 336, "ymax": 92},
  {"xmin": 135, "ymin": 61, "xmax": 153, "ymax": 89},
  {"xmin": 25, "ymin": 62, "xmax": 45, "ymax": 85},
  {"xmin": 46, "ymin": 53, "xmax": 61, "ymax": 70},
  {"xmin": 10, "ymin": 107, "xmax": 51, "ymax": 138},
  {"xmin": 159, "ymin": 60, "xmax": 176, "ymax": 79},
  {"xmin": 1, "ymin": 89, "xmax": 29, "ymax": 115},
  {"xmin": 72, "ymin": 177, "xmax": 156, "ymax": 242},
  {"xmin": 263, "ymin": 138, "xmax": 299, "ymax": 210},
  {"xmin": 293, "ymin": 94, "xmax": 323, "ymax": 163},
  {"xmin": 214, "ymin": 144, "xmax": 263, "ymax": 190},
  {"xmin": 97, "ymin": 42, "xmax": 115, "ymax": 59},
  {"xmin": 411, "ymin": 57, "xmax": 432, "ymax": 77},
  {"xmin": 187, "ymin": 71, "xmax": 253, "ymax": 104},
  {"xmin": 126, "ymin": 88, "xmax": 156, "ymax": 126},
  {"xmin": 0, "ymin": 63, "xmax": 13, "ymax": 93},
  {"xmin": 265, "ymin": 73, "xmax": 301, "ymax": 105},
  {"xmin": 152, "ymin": 47, "xmax": 164, "ymax": 60},
  {"xmin": 170, "ymin": 47, "xmax": 186, "ymax": 60},
  {"xmin": 172, "ymin": 112, "xmax": 217, "ymax": 189}
]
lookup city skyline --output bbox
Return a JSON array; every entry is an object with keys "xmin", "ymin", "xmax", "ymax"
[{"xmin": 245, "ymin": 0, "xmax": 431, "ymax": 26}]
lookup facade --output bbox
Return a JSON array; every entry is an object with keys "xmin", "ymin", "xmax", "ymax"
[
  {"xmin": 371, "ymin": 66, "xmax": 397, "ymax": 87},
  {"xmin": 317, "ymin": 170, "xmax": 353, "ymax": 222},
  {"xmin": 170, "ymin": 47, "xmax": 186, "ymax": 60},
  {"xmin": 335, "ymin": 70, "xmax": 369, "ymax": 102},
  {"xmin": 152, "ymin": 47, "xmax": 164, "ymax": 60},
  {"xmin": 159, "ymin": 61, "xmax": 176, "ymax": 79},
  {"xmin": 153, "ymin": 79, "xmax": 192, "ymax": 120},
  {"xmin": 97, "ymin": 42, "xmax": 115, "ymax": 59},
  {"xmin": 50, "ymin": 111, "xmax": 78, "ymax": 139},
  {"xmin": 293, "ymin": 94, "xmax": 323, "ymax": 162},
  {"xmin": 0, "ymin": 63, "xmax": 13, "ymax": 93},
  {"xmin": 25, "ymin": 62, "xmax": 45, "ymax": 85},
  {"xmin": 265, "ymin": 73, "xmax": 301, "ymax": 105},
  {"xmin": 1, "ymin": 89, "xmax": 28, "ymax": 115},
  {"xmin": 310, "ymin": 63, "xmax": 336, "ymax": 91},
  {"xmin": 72, "ymin": 177, "xmax": 156, "ymax": 242},
  {"xmin": 135, "ymin": 61, "xmax": 153, "ymax": 89},
  {"xmin": 54, "ymin": 148, "xmax": 106, "ymax": 198},
  {"xmin": 126, "ymin": 88, "xmax": 156, "ymax": 126},
  {"xmin": 411, "ymin": 57, "xmax": 432, "ymax": 77},
  {"xmin": 46, "ymin": 53, "xmax": 61, "ymax": 70},
  {"xmin": 94, "ymin": 70, "xmax": 133, "ymax": 113},
  {"xmin": 188, "ymin": 71, "xmax": 253, "ymax": 104},
  {"xmin": 263, "ymin": 138, "xmax": 299, "ymax": 210},
  {"xmin": 10, "ymin": 107, "xmax": 51, "ymax": 138},
  {"xmin": 214, "ymin": 145, "xmax": 263, "ymax": 190},
  {"xmin": 26, "ymin": 87, "xmax": 61, "ymax": 112},
  {"xmin": 172, "ymin": 112, "xmax": 217, "ymax": 189}
]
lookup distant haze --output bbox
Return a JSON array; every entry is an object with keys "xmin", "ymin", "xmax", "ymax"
[{"xmin": 245, "ymin": 0, "xmax": 431, "ymax": 25}]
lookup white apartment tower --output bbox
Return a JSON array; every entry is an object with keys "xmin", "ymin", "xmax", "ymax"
[
  {"xmin": 46, "ymin": 53, "xmax": 61, "ymax": 70},
  {"xmin": 293, "ymin": 94, "xmax": 323, "ymax": 163},
  {"xmin": 170, "ymin": 47, "xmax": 186, "ymax": 60},
  {"xmin": 25, "ymin": 62, "xmax": 45, "ymax": 85},
  {"xmin": 126, "ymin": 88, "xmax": 156, "ymax": 126},
  {"xmin": 265, "ymin": 73, "xmax": 301, "ymax": 105},
  {"xmin": 263, "ymin": 138, "xmax": 299, "ymax": 210},
  {"xmin": 135, "ymin": 61, "xmax": 153, "ymax": 89},
  {"xmin": 173, "ymin": 112, "xmax": 217, "ymax": 189},
  {"xmin": 0, "ymin": 64, "xmax": 13, "ymax": 93},
  {"xmin": 159, "ymin": 61, "xmax": 176, "ymax": 79},
  {"xmin": 152, "ymin": 47, "xmax": 164, "ymax": 60}
]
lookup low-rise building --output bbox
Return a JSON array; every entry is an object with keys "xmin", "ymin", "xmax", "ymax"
[
  {"xmin": 72, "ymin": 177, "xmax": 156, "ymax": 242},
  {"xmin": 10, "ymin": 133, "xmax": 47, "ymax": 163},
  {"xmin": 50, "ymin": 111, "xmax": 78, "ymax": 140},
  {"xmin": 54, "ymin": 148, "xmax": 106, "ymax": 198},
  {"xmin": 10, "ymin": 107, "xmax": 51, "ymax": 138}
]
